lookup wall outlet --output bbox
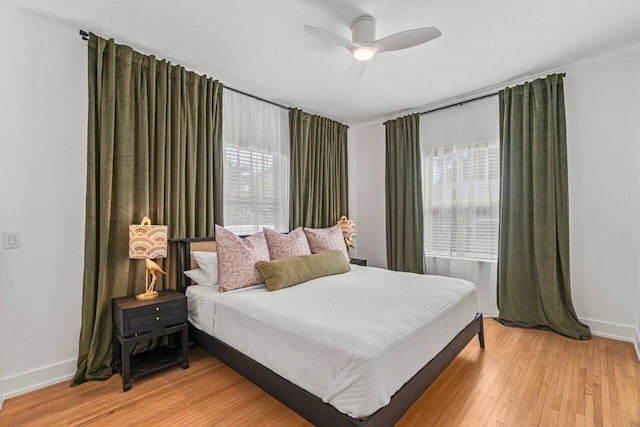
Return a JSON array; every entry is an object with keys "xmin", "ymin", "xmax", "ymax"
[{"xmin": 3, "ymin": 232, "xmax": 20, "ymax": 249}]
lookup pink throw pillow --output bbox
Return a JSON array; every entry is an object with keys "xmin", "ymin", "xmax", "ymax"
[
  {"xmin": 215, "ymin": 225, "xmax": 270, "ymax": 292},
  {"xmin": 264, "ymin": 227, "xmax": 312, "ymax": 260},
  {"xmin": 303, "ymin": 223, "xmax": 349, "ymax": 262}
]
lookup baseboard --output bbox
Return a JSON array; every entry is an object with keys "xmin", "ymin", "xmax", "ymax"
[
  {"xmin": 580, "ymin": 317, "xmax": 638, "ymax": 345},
  {"xmin": 485, "ymin": 315, "xmax": 639, "ymax": 360},
  {"xmin": 2, "ymin": 357, "xmax": 77, "ymax": 400},
  {"xmin": 480, "ymin": 311, "xmax": 499, "ymax": 318}
]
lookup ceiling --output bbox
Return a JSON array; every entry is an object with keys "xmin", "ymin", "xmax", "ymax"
[{"xmin": 10, "ymin": 0, "xmax": 640, "ymax": 126}]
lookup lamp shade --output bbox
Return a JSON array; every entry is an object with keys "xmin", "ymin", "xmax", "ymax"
[
  {"xmin": 338, "ymin": 215, "xmax": 356, "ymax": 240},
  {"xmin": 129, "ymin": 218, "xmax": 168, "ymax": 259}
]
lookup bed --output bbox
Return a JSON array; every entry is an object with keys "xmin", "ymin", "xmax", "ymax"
[{"xmin": 173, "ymin": 237, "xmax": 484, "ymax": 426}]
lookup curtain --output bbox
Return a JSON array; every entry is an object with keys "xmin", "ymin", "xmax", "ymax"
[
  {"xmin": 385, "ymin": 114, "xmax": 425, "ymax": 273},
  {"xmin": 421, "ymin": 95, "xmax": 500, "ymax": 315},
  {"xmin": 289, "ymin": 109, "xmax": 348, "ymax": 229},
  {"xmin": 497, "ymin": 74, "xmax": 591, "ymax": 340},
  {"xmin": 72, "ymin": 33, "xmax": 223, "ymax": 385},
  {"xmin": 223, "ymin": 90, "xmax": 289, "ymax": 234}
]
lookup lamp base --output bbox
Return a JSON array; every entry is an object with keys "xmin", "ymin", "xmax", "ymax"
[{"xmin": 136, "ymin": 291, "xmax": 159, "ymax": 300}]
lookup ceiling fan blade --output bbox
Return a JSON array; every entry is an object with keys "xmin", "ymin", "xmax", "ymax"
[
  {"xmin": 374, "ymin": 27, "xmax": 441, "ymax": 54},
  {"xmin": 347, "ymin": 60, "xmax": 367, "ymax": 85},
  {"xmin": 303, "ymin": 25, "xmax": 357, "ymax": 52}
]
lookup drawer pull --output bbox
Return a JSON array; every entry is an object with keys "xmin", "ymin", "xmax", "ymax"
[
  {"xmin": 156, "ymin": 316, "xmax": 160, "ymax": 321},
  {"xmin": 156, "ymin": 307, "xmax": 160, "ymax": 311}
]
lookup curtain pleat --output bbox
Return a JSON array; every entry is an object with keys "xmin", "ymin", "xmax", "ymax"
[
  {"xmin": 497, "ymin": 73, "xmax": 591, "ymax": 340},
  {"xmin": 72, "ymin": 33, "xmax": 223, "ymax": 385},
  {"xmin": 289, "ymin": 109, "xmax": 348, "ymax": 229},
  {"xmin": 385, "ymin": 114, "xmax": 425, "ymax": 273}
]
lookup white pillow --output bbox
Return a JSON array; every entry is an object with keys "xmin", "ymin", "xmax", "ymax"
[
  {"xmin": 191, "ymin": 251, "xmax": 219, "ymax": 285},
  {"xmin": 183, "ymin": 268, "xmax": 217, "ymax": 287}
]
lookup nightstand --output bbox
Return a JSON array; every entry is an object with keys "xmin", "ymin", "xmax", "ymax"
[
  {"xmin": 112, "ymin": 290, "xmax": 189, "ymax": 391},
  {"xmin": 350, "ymin": 258, "xmax": 367, "ymax": 266}
]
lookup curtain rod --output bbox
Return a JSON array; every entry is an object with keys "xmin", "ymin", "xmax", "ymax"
[
  {"xmin": 224, "ymin": 86, "xmax": 289, "ymax": 110},
  {"xmin": 78, "ymin": 29, "xmax": 290, "ymax": 111},
  {"xmin": 79, "ymin": 29, "xmax": 564, "ymax": 117},
  {"xmin": 419, "ymin": 72, "xmax": 566, "ymax": 116}
]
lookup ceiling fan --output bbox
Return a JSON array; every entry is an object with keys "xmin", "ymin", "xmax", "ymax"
[{"xmin": 303, "ymin": 16, "xmax": 441, "ymax": 84}]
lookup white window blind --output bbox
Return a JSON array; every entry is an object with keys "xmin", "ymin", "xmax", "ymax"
[
  {"xmin": 420, "ymin": 95, "xmax": 500, "ymax": 260},
  {"xmin": 222, "ymin": 90, "xmax": 289, "ymax": 234}
]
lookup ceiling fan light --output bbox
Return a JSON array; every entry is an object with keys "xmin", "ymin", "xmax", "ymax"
[{"xmin": 353, "ymin": 46, "xmax": 375, "ymax": 61}]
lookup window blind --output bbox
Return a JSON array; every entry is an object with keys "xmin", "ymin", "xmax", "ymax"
[
  {"xmin": 423, "ymin": 146, "xmax": 499, "ymax": 259},
  {"xmin": 224, "ymin": 146, "xmax": 288, "ymax": 234}
]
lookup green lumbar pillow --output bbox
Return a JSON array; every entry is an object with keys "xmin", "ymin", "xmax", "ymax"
[{"xmin": 255, "ymin": 250, "xmax": 351, "ymax": 291}]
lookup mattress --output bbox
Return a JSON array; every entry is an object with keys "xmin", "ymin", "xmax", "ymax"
[{"xmin": 186, "ymin": 265, "xmax": 477, "ymax": 418}]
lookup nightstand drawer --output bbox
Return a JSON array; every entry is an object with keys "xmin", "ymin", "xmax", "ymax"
[
  {"xmin": 126, "ymin": 302, "xmax": 186, "ymax": 334},
  {"xmin": 112, "ymin": 290, "xmax": 187, "ymax": 337}
]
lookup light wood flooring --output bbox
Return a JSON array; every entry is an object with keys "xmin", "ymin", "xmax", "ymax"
[{"xmin": 1, "ymin": 319, "xmax": 639, "ymax": 426}]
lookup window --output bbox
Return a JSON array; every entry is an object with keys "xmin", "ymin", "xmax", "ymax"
[
  {"xmin": 224, "ymin": 146, "xmax": 288, "ymax": 234},
  {"xmin": 420, "ymin": 95, "xmax": 500, "ymax": 260},
  {"xmin": 222, "ymin": 91, "xmax": 289, "ymax": 234},
  {"xmin": 423, "ymin": 146, "xmax": 499, "ymax": 259}
]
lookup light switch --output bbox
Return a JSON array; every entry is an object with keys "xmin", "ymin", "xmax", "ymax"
[{"xmin": 3, "ymin": 232, "xmax": 20, "ymax": 249}]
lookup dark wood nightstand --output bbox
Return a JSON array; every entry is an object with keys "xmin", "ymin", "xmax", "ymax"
[
  {"xmin": 350, "ymin": 258, "xmax": 367, "ymax": 266},
  {"xmin": 112, "ymin": 290, "xmax": 189, "ymax": 391}
]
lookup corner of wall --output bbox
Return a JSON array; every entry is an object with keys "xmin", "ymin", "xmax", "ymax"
[
  {"xmin": 0, "ymin": 348, "xmax": 3, "ymax": 409},
  {"xmin": 581, "ymin": 317, "xmax": 640, "ymax": 350}
]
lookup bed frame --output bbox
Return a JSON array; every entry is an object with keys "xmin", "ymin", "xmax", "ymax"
[{"xmin": 173, "ymin": 237, "xmax": 485, "ymax": 426}]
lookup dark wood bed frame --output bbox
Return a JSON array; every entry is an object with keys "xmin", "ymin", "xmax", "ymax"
[{"xmin": 173, "ymin": 237, "xmax": 485, "ymax": 426}]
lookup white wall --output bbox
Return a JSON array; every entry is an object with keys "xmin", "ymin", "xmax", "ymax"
[
  {"xmin": 349, "ymin": 123, "xmax": 387, "ymax": 269},
  {"xmin": 0, "ymin": 4, "xmax": 86, "ymax": 401},
  {"xmin": 565, "ymin": 47, "xmax": 640, "ymax": 345},
  {"xmin": 349, "ymin": 47, "xmax": 640, "ymax": 348}
]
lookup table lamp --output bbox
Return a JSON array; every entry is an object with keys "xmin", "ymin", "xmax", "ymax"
[
  {"xmin": 129, "ymin": 217, "xmax": 168, "ymax": 300},
  {"xmin": 338, "ymin": 215, "xmax": 356, "ymax": 250}
]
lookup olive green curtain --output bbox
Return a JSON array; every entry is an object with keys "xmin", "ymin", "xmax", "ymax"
[
  {"xmin": 72, "ymin": 33, "xmax": 223, "ymax": 385},
  {"xmin": 384, "ymin": 114, "xmax": 425, "ymax": 274},
  {"xmin": 497, "ymin": 74, "xmax": 590, "ymax": 340},
  {"xmin": 289, "ymin": 108, "xmax": 349, "ymax": 229}
]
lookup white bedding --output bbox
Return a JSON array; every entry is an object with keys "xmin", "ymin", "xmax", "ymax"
[{"xmin": 186, "ymin": 265, "xmax": 477, "ymax": 418}]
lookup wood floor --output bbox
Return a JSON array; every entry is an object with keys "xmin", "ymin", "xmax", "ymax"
[{"xmin": 1, "ymin": 319, "xmax": 639, "ymax": 426}]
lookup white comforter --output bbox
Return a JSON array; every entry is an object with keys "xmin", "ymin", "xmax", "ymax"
[{"xmin": 186, "ymin": 265, "xmax": 477, "ymax": 418}]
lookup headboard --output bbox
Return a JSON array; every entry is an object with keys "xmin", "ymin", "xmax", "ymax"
[{"xmin": 172, "ymin": 237, "xmax": 217, "ymax": 293}]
